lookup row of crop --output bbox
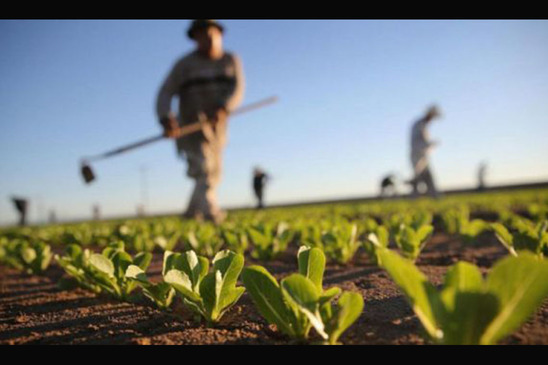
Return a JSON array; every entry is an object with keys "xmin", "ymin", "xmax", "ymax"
[
  {"xmin": 2, "ymin": 236, "xmax": 548, "ymax": 345},
  {"xmin": 2, "ymin": 187, "xmax": 546, "ymax": 249},
  {"xmin": 1, "ymin": 208, "xmax": 547, "ymax": 278}
]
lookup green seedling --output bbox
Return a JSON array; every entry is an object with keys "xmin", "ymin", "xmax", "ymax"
[
  {"xmin": 378, "ymin": 249, "xmax": 548, "ymax": 345},
  {"xmin": 163, "ymin": 249, "xmax": 245, "ymax": 326},
  {"xmin": 0, "ymin": 238, "xmax": 52, "ymax": 275},
  {"xmin": 242, "ymin": 247, "xmax": 363, "ymax": 344},
  {"xmin": 321, "ymin": 222, "xmax": 359, "ymax": 265},
  {"xmin": 125, "ymin": 262, "xmax": 176, "ymax": 311},
  {"xmin": 247, "ymin": 222, "xmax": 294, "ymax": 261},
  {"xmin": 394, "ymin": 224, "xmax": 433, "ymax": 262},
  {"xmin": 87, "ymin": 242, "xmax": 152, "ymax": 300},
  {"xmin": 363, "ymin": 225, "xmax": 390, "ymax": 266},
  {"xmin": 491, "ymin": 220, "xmax": 547, "ymax": 258}
]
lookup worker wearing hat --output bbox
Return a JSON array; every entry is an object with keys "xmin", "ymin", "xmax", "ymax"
[
  {"xmin": 408, "ymin": 105, "xmax": 442, "ymax": 198},
  {"xmin": 156, "ymin": 20, "xmax": 245, "ymax": 223}
]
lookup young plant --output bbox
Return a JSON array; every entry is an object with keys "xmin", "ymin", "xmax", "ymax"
[
  {"xmin": 247, "ymin": 222, "xmax": 294, "ymax": 261},
  {"xmin": 125, "ymin": 256, "xmax": 176, "ymax": 311},
  {"xmin": 442, "ymin": 206, "xmax": 487, "ymax": 243},
  {"xmin": 363, "ymin": 225, "xmax": 390, "ymax": 266},
  {"xmin": 220, "ymin": 225, "xmax": 249, "ymax": 255},
  {"xmin": 394, "ymin": 224, "xmax": 433, "ymax": 262},
  {"xmin": 378, "ymin": 249, "xmax": 548, "ymax": 345},
  {"xmin": 86, "ymin": 242, "xmax": 152, "ymax": 301},
  {"xmin": 153, "ymin": 231, "xmax": 182, "ymax": 252},
  {"xmin": 242, "ymin": 247, "xmax": 364, "ymax": 344},
  {"xmin": 163, "ymin": 249, "xmax": 245, "ymax": 326},
  {"xmin": 55, "ymin": 244, "xmax": 103, "ymax": 293},
  {"xmin": 185, "ymin": 224, "xmax": 224, "ymax": 258},
  {"xmin": 321, "ymin": 222, "xmax": 360, "ymax": 265},
  {"xmin": 0, "ymin": 239, "xmax": 52, "ymax": 275},
  {"xmin": 491, "ymin": 220, "xmax": 547, "ymax": 258}
]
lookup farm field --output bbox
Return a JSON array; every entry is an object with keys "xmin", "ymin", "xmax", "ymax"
[{"xmin": 1, "ymin": 189, "xmax": 548, "ymax": 345}]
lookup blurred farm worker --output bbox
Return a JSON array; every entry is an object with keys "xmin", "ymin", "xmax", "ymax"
[
  {"xmin": 380, "ymin": 174, "xmax": 397, "ymax": 198},
  {"xmin": 11, "ymin": 197, "xmax": 28, "ymax": 227},
  {"xmin": 156, "ymin": 20, "xmax": 245, "ymax": 223},
  {"xmin": 478, "ymin": 162, "xmax": 488, "ymax": 191},
  {"xmin": 253, "ymin": 167, "xmax": 270, "ymax": 209},
  {"xmin": 407, "ymin": 106, "xmax": 442, "ymax": 198}
]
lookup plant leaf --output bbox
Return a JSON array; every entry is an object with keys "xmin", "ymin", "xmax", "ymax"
[
  {"xmin": 281, "ymin": 274, "xmax": 327, "ymax": 340},
  {"xmin": 298, "ymin": 246, "xmax": 326, "ymax": 291},
  {"xmin": 481, "ymin": 253, "xmax": 548, "ymax": 345},
  {"xmin": 325, "ymin": 291, "xmax": 364, "ymax": 345},
  {"xmin": 378, "ymin": 249, "xmax": 443, "ymax": 341},
  {"xmin": 242, "ymin": 266, "xmax": 296, "ymax": 337}
]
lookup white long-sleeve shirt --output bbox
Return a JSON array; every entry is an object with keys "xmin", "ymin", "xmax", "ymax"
[{"xmin": 410, "ymin": 118, "xmax": 435, "ymax": 175}]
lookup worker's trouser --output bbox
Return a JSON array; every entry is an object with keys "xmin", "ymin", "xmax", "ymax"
[
  {"xmin": 411, "ymin": 165, "xmax": 438, "ymax": 198},
  {"xmin": 178, "ymin": 118, "xmax": 227, "ymax": 223},
  {"xmin": 254, "ymin": 187, "xmax": 264, "ymax": 209},
  {"xmin": 181, "ymin": 140, "xmax": 224, "ymax": 222}
]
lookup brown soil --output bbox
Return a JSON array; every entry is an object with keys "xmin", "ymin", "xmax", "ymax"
[{"xmin": 1, "ymin": 233, "xmax": 547, "ymax": 345}]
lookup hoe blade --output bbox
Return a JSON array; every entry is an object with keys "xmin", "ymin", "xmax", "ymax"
[{"xmin": 81, "ymin": 163, "xmax": 96, "ymax": 184}]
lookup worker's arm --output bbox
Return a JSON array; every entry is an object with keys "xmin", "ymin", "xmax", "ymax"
[
  {"xmin": 156, "ymin": 61, "xmax": 182, "ymax": 138},
  {"xmin": 223, "ymin": 54, "xmax": 246, "ymax": 114}
]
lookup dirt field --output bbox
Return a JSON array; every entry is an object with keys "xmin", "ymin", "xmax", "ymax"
[{"xmin": 1, "ymin": 232, "xmax": 547, "ymax": 345}]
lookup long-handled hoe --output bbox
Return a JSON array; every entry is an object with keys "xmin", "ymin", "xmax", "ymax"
[{"xmin": 80, "ymin": 96, "xmax": 278, "ymax": 185}]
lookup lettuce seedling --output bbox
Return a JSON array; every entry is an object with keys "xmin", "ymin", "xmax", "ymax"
[
  {"xmin": 247, "ymin": 222, "xmax": 294, "ymax": 261},
  {"xmin": 153, "ymin": 231, "xmax": 182, "ymax": 252},
  {"xmin": 185, "ymin": 224, "xmax": 224, "ymax": 258},
  {"xmin": 394, "ymin": 224, "xmax": 433, "ymax": 262},
  {"xmin": 321, "ymin": 222, "xmax": 359, "ymax": 265},
  {"xmin": 442, "ymin": 206, "xmax": 487, "ymax": 243},
  {"xmin": 491, "ymin": 220, "xmax": 547, "ymax": 258},
  {"xmin": 363, "ymin": 225, "xmax": 390, "ymax": 266},
  {"xmin": 242, "ymin": 247, "xmax": 363, "ymax": 344},
  {"xmin": 86, "ymin": 242, "xmax": 152, "ymax": 301},
  {"xmin": 0, "ymin": 239, "xmax": 52, "ymax": 275},
  {"xmin": 125, "ymin": 265, "xmax": 175, "ymax": 311},
  {"xmin": 378, "ymin": 249, "xmax": 548, "ymax": 345},
  {"xmin": 163, "ymin": 249, "xmax": 245, "ymax": 326},
  {"xmin": 55, "ymin": 244, "xmax": 103, "ymax": 293},
  {"xmin": 220, "ymin": 225, "xmax": 249, "ymax": 255}
]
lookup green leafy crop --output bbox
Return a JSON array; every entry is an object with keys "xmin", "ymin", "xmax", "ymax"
[
  {"xmin": 247, "ymin": 222, "xmax": 294, "ymax": 261},
  {"xmin": 55, "ymin": 244, "xmax": 103, "ymax": 293},
  {"xmin": 321, "ymin": 222, "xmax": 360, "ymax": 265},
  {"xmin": 184, "ymin": 224, "xmax": 224, "ymax": 258},
  {"xmin": 491, "ymin": 219, "xmax": 547, "ymax": 258},
  {"xmin": 84, "ymin": 242, "xmax": 152, "ymax": 301},
  {"xmin": 394, "ymin": 224, "xmax": 433, "ymax": 262},
  {"xmin": 378, "ymin": 249, "xmax": 548, "ymax": 345},
  {"xmin": 0, "ymin": 238, "xmax": 52, "ymax": 275},
  {"xmin": 242, "ymin": 247, "xmax": 363, "ymax": 344},
  {"xmin": 363, "ymin": 225, "xmax": 390, "ymax": 266},
  {"xmin": 163, "ymin": 249, "xmax": 245, "ymax": 326},
  {"xmin": 125, "ymin": 253, "xmax": 176, "ymax": 311}
]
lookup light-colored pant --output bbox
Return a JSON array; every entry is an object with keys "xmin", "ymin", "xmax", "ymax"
[
  {"xmin": 411, "ymin": 165, "xmax": 438, "ymax": 198},
  {"xmin": 178, "ymin": 119, "xmax": 227, "ymax": 222},
  {"xmin": 184, "ymin": 142, "xmax": 223, "ymax": 220}
]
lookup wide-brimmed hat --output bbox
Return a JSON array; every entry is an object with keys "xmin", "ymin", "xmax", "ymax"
[{"xmin": 187, "ymin": 19, "xmax": 225, "ymax": 40}]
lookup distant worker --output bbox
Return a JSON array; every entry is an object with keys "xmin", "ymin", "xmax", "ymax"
[
  {"xmin": 407, "ymin": 105, "xmax": 442, "ymax": 198},
  {"xmin": 380, "ymin": 174, "xmax": 397, "ymax": 198},
  {"xmin": 253, "ymin": 167, "xmax": 270, "ymax": 209},
  {"xmin": 156, "ymin": 20, "xmax": 245, "ymax": 223},
  {"xmin": 478, "ymin": 162, "xmax": 488, "ymax": 191},
  {"xmin": 11, "ymin": 197, "xmax": 28, "ymax": 227},
  {"xmin": 93, "ymin": 205, "xmax": 101, "ymax": 221},
  {"xmin": 49, "ymin": 210, "xmax": 57, "ymax": 225}
]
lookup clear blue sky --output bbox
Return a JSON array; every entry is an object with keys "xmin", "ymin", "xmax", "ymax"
[{"xmin": 1, "ymin": 19, "xmax": 547, "ymax": 225}]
